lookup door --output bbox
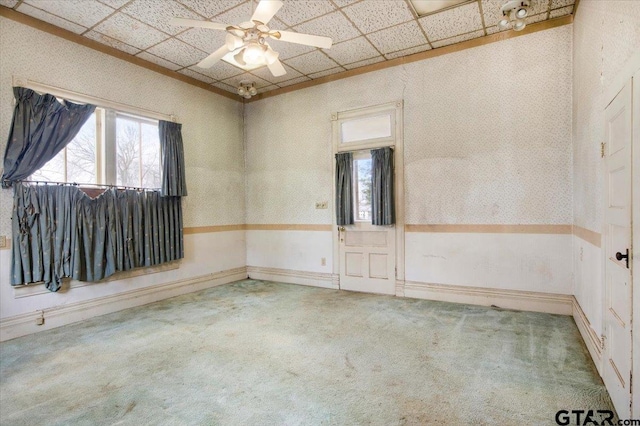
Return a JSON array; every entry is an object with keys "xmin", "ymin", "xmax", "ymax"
[
  {"xmin": 603, "ymin": 81, "xmax": 633, "ymax": 417},
  {"xmin": 332, "ymin": 101, "xmax": 404, "ymax": 296},
  {"xmin": 339, "ymin": 150, "xmax": 396, "ymax": 295}
]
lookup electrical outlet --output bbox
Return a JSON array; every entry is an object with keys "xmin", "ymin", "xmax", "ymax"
[
  {"xmin": 315, "ymin": 201, "xmax": 328, "ymax": 209},
  {"xmin": 0, "ymin": 236, "xmax": 5, "ymax": 248},
  {"xmin": 321, "ymin": 257, "xmax": 326, "ymax": 266}
]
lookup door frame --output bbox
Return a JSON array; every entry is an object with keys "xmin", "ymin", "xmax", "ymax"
[
  {"xmin": 601, "ymin": 56, "xmax": 640, "ymax": 416},
  {"xmin": 331, "ymin": 101, "xmax": 405, "ymax": 295}
]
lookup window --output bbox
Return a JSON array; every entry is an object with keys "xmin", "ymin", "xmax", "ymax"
[
  {"xmin": 32, "ymin": 108, "xmax": 161, "ymax": 189},
  {"xmin": 353, "ymin": 152, "xmax": 372, "ymax": 221},
  {"xmin": 340, "ymin": 112, "xmax": 393, "ymax": 145}
]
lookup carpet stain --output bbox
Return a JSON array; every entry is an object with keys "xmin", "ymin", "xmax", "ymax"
[{"xmin": 0, "ymin": 279, "xmax": 614, "ymax": 425}]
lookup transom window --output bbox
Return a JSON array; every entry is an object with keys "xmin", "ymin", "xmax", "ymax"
[{"xmin": 32, "ymin": 108, "xmax": 161, "ymax": 189}]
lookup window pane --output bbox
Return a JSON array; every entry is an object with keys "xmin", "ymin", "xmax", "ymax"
[
  {"xmin": 31, "ymin": 150, "xmax": 65, "ymax": 182},
  {"xmin": 66, "ymin": 112, "xmax": 97, "ymax": 184},
  {"xmin": 116, "ymin": 117, "xmax": 141, "ymax": 187},
  {"xmin": 140, "ymin": 122, "xmax": 161, "ymax": 188},
  {"xmin": 341, "ymin": 113, "xmax": 392, "ymax": 144},
  {"xmin": 354, "ymin": 158, "xmax": 372, "ymax": 221}
]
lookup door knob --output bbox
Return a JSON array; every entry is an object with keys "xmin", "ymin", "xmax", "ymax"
[{"xmin": 615, "ymin": 249, "xmax": 629, "ymax": 269}]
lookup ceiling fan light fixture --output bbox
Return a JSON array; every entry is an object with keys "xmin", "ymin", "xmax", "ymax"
[
  {"xmin": 264, "ymin": 46, "xmax": 279, "ymax": 65},
  {"xmin": 498, "ymin": 0, "xmax": 529, "ymax": 33},
  {"xmin": 243, "ymin": 43, "xmax": 266, "ymax": 65},
  {"xmin": 513, "ymin": 19, "xmax": 526, "ymax": 31},
  {"xmin": 226, "ymin": 33, "xmax": 244, "ymax": 50}
]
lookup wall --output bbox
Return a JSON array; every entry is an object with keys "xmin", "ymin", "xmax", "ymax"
[
  {"xmin": 0, "ymin": 18, "xmax": 246, "ymax": 338},
  {"xmin": 245, "ymin": 25, "xmax": 574, "ymax": 305},
  {"xmin": 571, "ymin": 0, "xmax": 640, "ymax": 370}
]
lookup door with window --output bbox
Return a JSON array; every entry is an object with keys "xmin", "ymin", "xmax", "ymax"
[
  {"xmin": 603, "ymin": 80, "xmax": 633, "ymax": 418},
  {"xmin": 332, "ymin": 102, "xmax": 403, "ymax": 296}
]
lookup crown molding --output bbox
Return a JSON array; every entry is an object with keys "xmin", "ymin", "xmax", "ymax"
[
  {"xmin": 247, "ymin": 14, "xmax": 573, "ymax": 102},
  {"xmin": 0, "ymin": 7, "xmax": 240, "ymax": 102}
]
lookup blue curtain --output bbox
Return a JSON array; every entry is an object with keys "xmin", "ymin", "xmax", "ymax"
[
  {"xmin": 159, "ymin": 121, "xmax": 188, "ymax": 197},
  {"xmin": 371, "ymin": 147, "xmax": 395, "ymax": 225},
  {"xmin": 11, "ymin": 183, "xmax": 183, "ymax": 292},
  {"xmin": 335, "ymin": 152, "xmax": 354, "ymax": 226},
  {"xmin": 1, "ymin": 87, "xmax": 96, "ymax": 188}
]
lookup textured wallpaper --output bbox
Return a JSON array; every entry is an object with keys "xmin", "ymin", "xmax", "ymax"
[
  {"xmin": 0, "ymin": 18, "xmax": 245, "ymax": 237},
  {"xmin": 245, "ymin": 26, "xmax": 573, "ymax": 225},
  {"xmin": 572, "ymin": 0, "xmax": 640, "ymax": 232}
]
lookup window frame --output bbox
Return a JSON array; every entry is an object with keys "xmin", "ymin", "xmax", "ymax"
[{"xmin": 31, "ymin": 107, "xmax": 162, "ymax": 189}]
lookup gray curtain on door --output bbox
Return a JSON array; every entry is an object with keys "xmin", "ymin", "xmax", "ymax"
[
  {"xmin": 11, "ymin": 183, "xmax": 183, "ymax": 292},
  {"xmin": 159, "ymin": 121, "xmax": 188, "ymax": 197},
  {"xmin": 335, "ymin": 152, "xmax": 354, "ymax": 226},
  {"xmin": 371, "ymin": 147, "xmax": 394, "ymax": 225},
  {"xmin": 1, "ymin": 87, "xmax": 96, "ymax": 188}
]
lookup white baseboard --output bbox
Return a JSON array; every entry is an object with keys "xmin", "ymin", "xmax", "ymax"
[
  {"xmin": 572, "ymin": 296, "xmax": 603, "ymax": 375},
  {"xmin": 247, "ymin": 266, "xmax": 338, "ymax": 289},
  {"xmin": 402, "ymin": 280, "xmax": 573, "ymax": 315},
  {"xmin": 0, "ymin": 267, "xmax": 248, "ymax": 342}
]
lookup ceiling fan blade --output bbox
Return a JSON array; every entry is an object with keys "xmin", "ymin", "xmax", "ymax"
[
  {"xmin": 251, "ymin": 0, "xmax": 283, "ymax": 25},
  {"xmin": 197, "ymin": 45, "xmax": 231, "ymax": 68},
  {"xmin": 275, "ymin": 30, "xmax": 332, "ymax": 49},
  {"xmin": 170, "ymin": 17, "xmax": 228, "ymax": 31},
  {"xmin": 267, "ymin": 58, "xmax": 286, "ymax": 77}
]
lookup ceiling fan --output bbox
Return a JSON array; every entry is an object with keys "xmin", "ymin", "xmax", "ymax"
[{"xmin": 170, "ymin": 0, "xmax": 333, "ymax": 77}]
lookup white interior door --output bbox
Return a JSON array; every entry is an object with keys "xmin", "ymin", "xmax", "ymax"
[
  {"xmin": 339, "ymin": 151, "xmax": 395, "ymax": 295},
  {"xmin": 603, "ymin": 81, "xmax": 633, "ymax": 418},
  {"xmin": 332, "ymin": 102, "xmax": 404, "ymax": 296}
]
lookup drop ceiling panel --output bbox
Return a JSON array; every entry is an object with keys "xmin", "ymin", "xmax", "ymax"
[
  {"xmin": 23, "ymin": 0, "xmax": 114, "ymax": 28},
  {"xmin": 368, "ymin": 21, "xmax": 428, "ymax": 54},
  {"xmin": 190, "ymin": 62, "xmax": 244, "ymax": 81},
  {"xmin": 146, "ymin": 38, "xmax": 206, "ymax": 67},
  {"xmin": 341, "ymin": 0, "xmax": 415, "ymax": 34},
  {"xmin": 93, "ymin": 12, "xmax": 167, "ymax": 49},
  {"xmin": 17, "ymin": 3, "xmax": 87, "ymax": 34},
  {"xmin": 250, "ymin": 63, "xmax": 303, "ymax": 84},
  {"xmin": 121, "ymin": 0, "xmax": 201, "ymax": 35},
  {"xmin": 3, "ymin": 0, "xmax": 576, "ymax": 97},
  {"xmin": 175, "ymin": 0, "xmax": 239, "ymax": 19},
  {"xmin": 325, "ymin": 36, "xmax": 380, "ymax": 65},
  {"xmin": 177, "ymin": 28, "xmax": 227, "ymax": 54},
  {"xmin": 431, "ymin": 29, "xmax": 484, "ymax": 48},
  {"xmin": 275, "ymin": 0, "xmax": 336, "ymax": 27},
  {"xmin": 283, "ymin": 50, "xmax": 340, "ymax": 75},
  {"xmin": 293, "ymin": 11, "xmax": 360, "ymax": 44},
  {"xmin": 419, "ymin": 1, "xmax": 483, "ymax": 41}
]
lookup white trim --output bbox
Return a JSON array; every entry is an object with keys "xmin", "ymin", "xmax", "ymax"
[
  {"xmin": 0, "ymin": 267, "xmax": 247, "ymax": 342},
  {"xmin": 572, "ymin": 296, "xmax": 604, "ymax": 375},
  {"xmin": 631, "ymin": 68, "xmax": 639, "ymax": 418},
  {"xmin": 12, "ymin": 76, "xmax": 178, "ymax": 123},
  {"xmin": 247, "ymin": 266, "xmax": 338, "ymax": 289},
  {"xmin": 603, "ymin": 49, "xmax": 640, "ymax": 111},
  {"xmin": 402, "ymin": 280, "xmax": 573, "ymax": 315},
  {"xmin": 331, "ymin": 100, "xmax": 405, "ymax": 289}
]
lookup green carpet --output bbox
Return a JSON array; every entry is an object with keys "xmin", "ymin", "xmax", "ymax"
[{"xmin": 0, "ymin": 280, "xmax": 613, "ymax": 425}]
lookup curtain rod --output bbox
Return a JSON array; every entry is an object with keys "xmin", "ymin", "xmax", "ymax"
[
  {"xmin": 12, "ymin": 76, "xmax": 178, "ymax": 123},
  {"xmin": 18, "ymin": 180, "xmax": 159, "ymax": 191}
]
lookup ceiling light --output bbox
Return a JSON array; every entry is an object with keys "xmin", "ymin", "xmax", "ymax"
[
  {"xmin": 237, "ymin": 81, "xmax": 257, "ymax": 99},
  {"xmin": 243, "ymin": 43, "xmax": 266, "ymax": 66},
  {"xmin": 498, "ymin": 0, "xmax": 530, "ymax": 32}
]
